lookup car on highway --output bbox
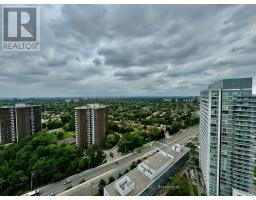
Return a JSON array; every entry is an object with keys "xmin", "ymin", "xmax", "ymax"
[
  {"xmin": 65, "ymin": 184, "xmax": 72, "ymax": 190},
  {"xmin": 64, "ymin": 179, "xmax": 71, "ymax": 185},
  {"xmin": 22, "ymin": 189, "xmax": 40, "ymax": 196},
  {"xmin": 49, "ymin": 192, "xmax": 55, "ymax": 196},
  {"xmin": 79, "ymin": 178, "xmax": 85, "ymax": 184}
]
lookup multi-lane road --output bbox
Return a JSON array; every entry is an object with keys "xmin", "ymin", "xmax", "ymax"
[{"xmin": 38, "ymin": 125, "xmax": 198, "ymax": 196}]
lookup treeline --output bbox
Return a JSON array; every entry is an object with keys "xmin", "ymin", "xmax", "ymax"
[
  {"xmin": 0, "ymin": 132, "xmax": 105, "ymax": 195},
  {"xmin": 166, "ymin": 173, "xmax": 198, "ymax": 196},
  {"xmin": 42, "ymin": 113, "xmax": 75, "ymax": 132},
  {"xmin": 142, "ymin": 112, "xmax": 199, "ymax": 128},
  {"xmin": 117, "ymin": 128, "xmax": 165, "ymax": 154},
  {"xmin": 108, "ymin": 121, "xmax": 134, "ymax": 134}
]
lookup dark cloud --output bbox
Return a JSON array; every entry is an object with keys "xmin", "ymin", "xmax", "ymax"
[
  {"xmin": 0, "ymin": 5, "xmax": 256, "ymax": 97},
  {"xmin": 93, "ymin": 58, "xmax": 102, "ymax": 66},
  {"xmin": 114, "ymin": 66, "xmax": 167, "ymax": 80}
]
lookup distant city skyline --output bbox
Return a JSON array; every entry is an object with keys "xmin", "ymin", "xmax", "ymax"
[{"xmin": 1, "ymin": 5, "xmax": 256, "ymax": 97}]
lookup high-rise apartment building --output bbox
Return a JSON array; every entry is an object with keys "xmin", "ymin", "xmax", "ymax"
[
  {"xmin": 199, "ymin": 77, "xmax": 256, "ymax": 196},
  {"xmin": 0, "ymin": 104, "xmax": 42, "ymax": 144},
  {"xmin": 0, "ymin": 107, "xmax": 14, "ymax": 144},
  {"xmin": 75, "ymin": 104, "xmax": 107, "ymax": 149}
]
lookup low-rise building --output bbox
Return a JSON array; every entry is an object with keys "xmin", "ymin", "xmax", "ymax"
[{"xmin": 104, "ymin": 144, "xmax": 190, "ymax": 196}]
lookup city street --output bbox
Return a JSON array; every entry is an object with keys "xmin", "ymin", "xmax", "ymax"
[{"xmin": 38, "ymin": 125, "xmax": 199, "ymax": 196}]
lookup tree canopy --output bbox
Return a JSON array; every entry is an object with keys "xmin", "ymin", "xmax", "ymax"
[
  {"xmin": 166, "ymin": 173, "xmax": 191, "ymax": 196},
  {"xmin": 117, "ymin": 130, "xmax": 146, "ymax": 153},
  {"xmin": 0, "ymin": 133, "xmax": 105, "ymax": 195}
]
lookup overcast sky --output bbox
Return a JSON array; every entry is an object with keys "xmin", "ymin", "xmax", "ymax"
[{"xmin": 0, "ymin": 5, "xmax": 256, "ymax": 97}]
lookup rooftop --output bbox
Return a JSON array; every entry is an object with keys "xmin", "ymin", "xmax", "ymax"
[
  {"xmin": 105, "ymin": 165, "xmax": 151, "ymax": 196},
  {"xmin": 139, "ymin": 150, "xmax": 174, "ymax": 174},
  {"xmin": 0, "ymin": 104, "xmax": 40, "ymax": 109},
  {"xmin": 144, "ymin": 151, "xmax": 170, "ymax": 171},
  {"xmin": 75, "ymin": 104, "xmax": 106, "ymax": 110},
  {"xmin": 209, "ymin": 77, "xmax": 252, "ymax": 90},
  {"xmin": 104, "ymin": 145, "xmax": 190, "ymax": 196}
]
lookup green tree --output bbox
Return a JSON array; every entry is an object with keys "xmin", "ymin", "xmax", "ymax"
[
  {"xmin": 118, "ymin": 131, "xmax": 146, "ymax": 153},
  {"xmin": 0, "ymin": 178, "xmax": 5, "ymax": 194},
  {"xmin": 166, "ymin": 173, "xmax": 191, "ymax": 196},
  {"xmin": 130, "ymin": 161, "xmax": 137, "ymax": 170},
  {"xmin": 107, "ymin": 121, "xmax": 119, "ymax": 132},
  {"xmin": 63, "ymin": 116, "xmax": 75, "ymax": 132},
  {"xmin": 56, "ymin": 131, "xmax": 64, "ymax": 139},
  {"xmin": 136, "ymin": 159, "xmax": 142, "ymax": 165},
  {"xmin": 108, "ymin": 176, "xmax": 115, "ymax": 184},
  {"xmin": 148, "ymin": 127, "xmax": 159, "ymax": 141},
  {"xmin": 0, "ymin": 131, "xmax": 87, "ymax": 195},
  {"xmin": 169, "ymin": 122, "xmax": 181, "ymax": 135},
  {"xmin": 60, "ymin": 114, "xmax": 71, "ymax": 124},
  {"xmin": 104, "ymin": 133, "xmax": 120, "ymax": 149},
  {"xmin": 47, "ymin": 119, "xmax": 63, "ymax": 130},
  {"xmin": 98, "ymin": 179, "xmax": 106, "ymax": 195},
  {"xmin": 84, "ymin": 145, "xmax": 106, "ymax": 167}
]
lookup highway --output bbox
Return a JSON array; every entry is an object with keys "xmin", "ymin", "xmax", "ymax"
[{"xmin": 38, "ymin": 125, "xmax": 198, "ymax": 196}]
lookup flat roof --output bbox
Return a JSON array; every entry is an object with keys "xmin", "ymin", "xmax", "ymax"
[
  {"xmin": 106, "ymin": 169, "xmax": 151, "ymax": 196},
  {"xmin": 0, "ymin": 104, "xmax": 40, "ymax": 109},
  {"xmin": 143, "ymin": 151, "xmax": 170, "ymax": 171},
  {"xmin": 75, "ymin": 104, "xmax": 106, "ymax": 109},
  {"xmin": 0, "ymin": 106, "xmax": 13, "ymax": 109},
  {"xmin": 104, "ymin": 145, "xmax": 190, "ymax": 196}
]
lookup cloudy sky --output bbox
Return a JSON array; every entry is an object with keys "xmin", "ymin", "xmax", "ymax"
[{"xmin": 0, "ymin": 4, "xmax": 256, "ymax": 97}]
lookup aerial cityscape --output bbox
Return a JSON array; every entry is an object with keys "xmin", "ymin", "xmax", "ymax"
[{"xmin": 0, "ymin": 4, "xmax": 256, "ymax": 197}]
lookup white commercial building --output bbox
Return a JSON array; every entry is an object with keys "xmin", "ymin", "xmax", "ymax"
[{"xmin": 104, "ymin": 145, "xmax": 190, "ymax": 196}]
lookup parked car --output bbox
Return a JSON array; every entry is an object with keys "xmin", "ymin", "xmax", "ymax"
[
  {"xmin": 109, "ymin": 152, "xmax": 114, "ymax": 158},
  {"xmin": 64, "ymin": 179, "xmax": 71, "ymax": 185},
  {"xmin": 79, "ymin": 178, "xmax": 85, "ymax": 184}
]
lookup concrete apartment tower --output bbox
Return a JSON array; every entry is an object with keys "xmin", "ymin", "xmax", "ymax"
[
  {"xmin": 0, "ymin": 104, "xmax": 42, "ymax": 144},
  {"xmin": 0, "ymin": 107, "xmax": 14, "ymax": 144},
  {"xmin": 75, "ymin": 104, "xmax": 107, "ymax": 149},
  {"xmin": 199, "ymin": 77, "xmax": 256, "ymax": 196}
]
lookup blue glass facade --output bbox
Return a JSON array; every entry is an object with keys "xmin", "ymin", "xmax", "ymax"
[{"xmin": 199, "ymin": 78, "xmax": 255, "ymax": 196}]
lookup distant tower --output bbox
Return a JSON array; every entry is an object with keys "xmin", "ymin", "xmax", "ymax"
[{"xmin": 75, "ymin": 104, "xmax": 107, "ymax": 149}]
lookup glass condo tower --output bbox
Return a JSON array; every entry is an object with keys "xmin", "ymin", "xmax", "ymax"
[{"xmin": 199, "ymin": 77, "xmax": 256, "ymax": 196}]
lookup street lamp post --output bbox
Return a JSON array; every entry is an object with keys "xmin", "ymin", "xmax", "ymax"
[
  {"xmin": 91, "ymin": 182, "xmax": 94, "ymax": 195},
  {"xmin": 31, "ymin": 172, "xmax": 34, "ymax": 191},
  {"xmin": 85, "ymin": 156, "xmax": 91, "ymax": 169}
]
